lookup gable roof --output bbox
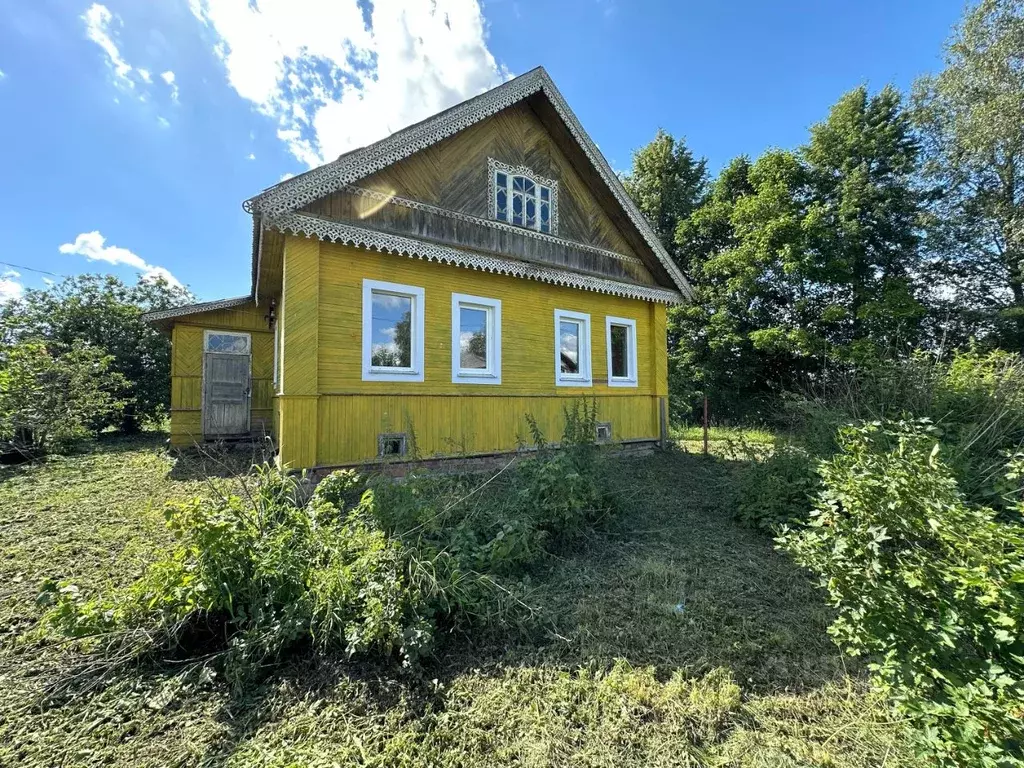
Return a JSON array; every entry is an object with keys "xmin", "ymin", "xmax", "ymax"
[{"xmin": 245, "ymin": 66, "xmax": 692, "ymax": 300}]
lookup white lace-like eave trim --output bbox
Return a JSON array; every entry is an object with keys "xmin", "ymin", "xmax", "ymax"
[{"xmin": 265, "ymin": 213, "xmax": 684, "ymax": 305}]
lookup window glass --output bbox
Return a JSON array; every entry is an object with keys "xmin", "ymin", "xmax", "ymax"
[
  {"xmin": 370, "ymin": 292, "xmax": 412, "ymax": 368},
  {"xmin": 459, "ymin": 306, "xmax": 488, "ymax": 370},
  {"xmin": 493, "ymin": 166, "xmax": 554, "ymax": 233},
  {"xmin": 205, "ymin": 332, "xmax": 249, "ymax": 354},
  {"xmin": 610, "ymin": 324, "xmax": 629, "ymax": 378},
  {"xmin": 560, "ymin": 320, "xmax": 581, "ymax": 374}
]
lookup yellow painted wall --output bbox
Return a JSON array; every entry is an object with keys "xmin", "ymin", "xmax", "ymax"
[
  {"xmin": 169, "ymin": 302, "xmax": 275, "ymax": 447},
  {"xmin": 275, "ymin": 236, "xmax": 668, "ymax": 467}
]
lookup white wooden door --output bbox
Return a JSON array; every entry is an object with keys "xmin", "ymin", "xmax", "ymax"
[{"xmin": 202, "ymin": 331, "xmax": 251, "ymax": 437}]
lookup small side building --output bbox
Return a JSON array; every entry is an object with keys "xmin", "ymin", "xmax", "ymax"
[{"xmin": 145, "ymin": 66, "xmax": 691, "ymax": 470}]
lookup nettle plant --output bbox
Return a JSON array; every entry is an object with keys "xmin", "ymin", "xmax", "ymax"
[{"xmin": 778, "ymin": 420, "xmax": 1024, "ymax": 767}]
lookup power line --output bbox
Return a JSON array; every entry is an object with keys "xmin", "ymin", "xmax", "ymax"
[{"xmin": 0, "ymin": 261, "xmax": 66, "ymax": 278}]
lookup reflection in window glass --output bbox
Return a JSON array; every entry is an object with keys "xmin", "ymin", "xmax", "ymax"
[
  {"xmin": 370, "ymin": 292, "xmax": 412, "ymax": 368},
  {"xmin": 206, "ymin": 333, "xmax": 249, "ymax": 354},
  {"xmin": 459, "ymin": 306, "xmax": 488, "ymax": 370},
  {"xmin": 560, "ymin": 320, "xmax": 580, "ymax": 374},
  {"xmin": 610, "ymin": 324, "xmax": 628, "ymax": 378}
]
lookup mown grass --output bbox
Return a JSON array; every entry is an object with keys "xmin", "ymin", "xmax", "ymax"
[{"xmin": 0, "ymin": 434, "xmax": 919, "ymax": 767}]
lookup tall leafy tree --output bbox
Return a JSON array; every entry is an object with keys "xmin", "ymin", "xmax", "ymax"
[
  {"xmin": 0, "ymin": 275, "xmax": 192, "ymax": 431},
  {"xmin": 623, "ymin": 130, "xmax": 708, "ymax": 270},
  {"xmin": 669, "ymin": 86, "xmax": 927, "ymax": 421},
  {"xmin": 801, "ymin": 85, "xmax": 926, "ymax": 357},
  {"xmin": 914, "ymin": 0, "xmax": 1024, "ymax": 349}
]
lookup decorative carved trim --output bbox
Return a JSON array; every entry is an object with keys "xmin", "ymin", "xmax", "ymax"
[
  {"xmin": 266, "ymin": 213, "xmax": 684, "ymax": 305},
  {"xmin": 243, "ymin": 67, "xmax": 692, "ymax": 299},
  {"xmin": 143, "ymin": 295, "xmax": 254, "ymax": 323},
  {"xmin": 486, "ymin": 157, "xmax": 559, "ymax": 235},
  {"xmin": 340, "ymin": 184, "xmax": 643, "ymax": 267}
]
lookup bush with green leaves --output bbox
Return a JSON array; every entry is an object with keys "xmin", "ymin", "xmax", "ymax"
[
  {"xmin": 0, "ymin": 274, "xmax": 193, "ymax": 431},
  {"xmin": 41, "ymin": 465, "xmax": 434, "ymax": 683},
  {"xmin": 0, "ymin": 340, "xmax": 126, "ymax": 455},
  {"xmin": 777, "ymin": 420, "xmax": 1024, "ymax": 767},
  {"xmin": 733, "ymin": 441, "xmax": 819, "ymax": 531},
  {"xmin": 41, "ymin": 401, "xmax": 621, "ymax": 679}
]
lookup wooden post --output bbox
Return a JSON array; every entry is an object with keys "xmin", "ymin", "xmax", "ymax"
[{"xmin": 703, "ymin": 396, "xmax": 709, "ymax": 457}]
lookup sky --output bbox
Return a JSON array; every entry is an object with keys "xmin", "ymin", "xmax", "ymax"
[{"xmin": 0, "ymin": 0, "xmax": 966, "ymax": 304}]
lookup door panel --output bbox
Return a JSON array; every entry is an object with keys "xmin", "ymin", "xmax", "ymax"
[{"xmin": 203, "ymin": 352, "xmax": 251, "ymax": 436}]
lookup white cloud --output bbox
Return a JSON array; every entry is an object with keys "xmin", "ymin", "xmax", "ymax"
[
  {"xmin": 0, "ymin": 69, "xmax": 6, "ymax": 80},
  {"xmin": 188, "ymin": 0, "xmax": 507, "ymax": 167},
  {"xmin": 157, "ymin": 116, "xmax": 170, "ymax": 128},
  {"xmin": 58, "ymin": 231, "xmax": 183, "ymax": 288},
  {"xmin": 83, "ymin": 5, "xmax": 179, "ymax": 111},
  {"xmin": 247, "ymin": 152, "xmax": 256, "ymax": 160},
  {"xmin": 161, "ymin": 70, "xmax": 179, "ymax": 102},
  {"xmin": 82, "ymin": 4, "xmax": 134, "ymax": 89},
  {"xmin": 0, "ymin": 270, "xmax": 24, "ymax": 303}
]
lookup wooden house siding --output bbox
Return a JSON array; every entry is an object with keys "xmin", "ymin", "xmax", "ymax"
[
  {"xmin": 300, "ymin": 101, "xmax": 648, "ymax": 271},
  {"xmin": 168, "ymin": 302, "xmax": 275, "ymax": 447},
  {"xmin": 274, "ymin": 236, "xmax": 668, "ymax": 468}
]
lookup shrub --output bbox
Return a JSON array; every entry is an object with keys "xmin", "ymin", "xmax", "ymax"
[
  {"xmin": 0, "ymin": 340, "xmax": 126, "ymax": 455},
  {"xmin": 777, "ymin": 420, "xmax": 1024, "ymax": 767},
  {"xmin": 41, "ymin": 465, "xmax": 432, "ymax": 682},
  {"xmin": 41, "ymin": 400, "xmax": 622, "ymax": 677},
  {"xmin": 734, "ymin": 441, "xmax": 818, "ymax": 530}
]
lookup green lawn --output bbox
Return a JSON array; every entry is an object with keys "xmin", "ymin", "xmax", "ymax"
[{"xmin": 0, "ymin": 435, "xmax": 918, "ymax": 767}]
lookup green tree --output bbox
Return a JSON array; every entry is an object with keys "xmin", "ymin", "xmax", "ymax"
[
  {"xmin": 0, "ymin": 275, "xmax": 192, "ymax": 431},
  {"xmin": 669, "ymin": 86, "xmax": 927, "ymax": 422},
  {"xmin": 623, "ymin": 130, "xmax": 708, "ymax": 270},
  {"xmin": 914, "ymin": 0, "xmax": 1024, "ymax": 350},
  {"xmin": 0, "ymin": 340, "xmax": 126, "ymax": 455}
]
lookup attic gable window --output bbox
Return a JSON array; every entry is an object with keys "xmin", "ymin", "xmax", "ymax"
[{"xmin": 488, "ymin": 158, "xmax": 558, "ymax": 235}]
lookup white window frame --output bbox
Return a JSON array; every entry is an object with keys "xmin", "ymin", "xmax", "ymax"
[
  {"xmin": 451, "ymin": 293, "xmax": 502, "ymax": 385},
  {"xmin": 554, "ymin": 309, "xmax": 592, "ymax": 387},
  {"xmin": 203, "ymin": 330, "xmax": 251, "ymax": 355},
  {"xmin": 489, "ymin": 158, "xmax": 558, "ymax": 235},
  {"xmin": 605, "ymin": 316, "xmax": 639, "ymax": 388},
  {"xmin": 362, "ymin": 279, "xmax": 425, "ymax": 382}
]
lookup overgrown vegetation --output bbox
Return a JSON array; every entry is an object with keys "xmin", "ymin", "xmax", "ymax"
[
  {"xmin": 779, "ymin": 421, "xmax": 1024, "ymax": 767},
  {"xmin": 39, "ymin": 403, "xmax": 618, "ymax": 684},
  {"xmin": 0, "ymin": 339, "xmax": 127, "ymax": 456},
  {"xmin": 1, "ymin": 433, "xmax": 919, "ymax": 766},
  {"xmin": 724, "ymin": 350, "xmax": 1024, "ymax": 765},
  {"xmin": 0, "ymin": 274, "xmax": 192, "ymax": 435}
]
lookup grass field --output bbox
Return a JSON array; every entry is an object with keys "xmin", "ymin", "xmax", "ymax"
[{"xmin": 0, "ymin": 434, "xmax": 918, "ymax": 767}]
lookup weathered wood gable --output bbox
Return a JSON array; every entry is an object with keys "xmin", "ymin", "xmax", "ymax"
[{"xmin": 300, "ymin": 99, "xmax": 664, "ymax": 287}]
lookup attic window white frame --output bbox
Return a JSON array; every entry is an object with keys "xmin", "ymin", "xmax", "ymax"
[
  {"xmin": 362, "ymin": 278, "xmax": 425, "ymax": 383},
  {"xmin": 488, "ymin": 158, "xmax": 558, "ymax": 235},
  {"xmin": 554, "ymin": 309, "xmax": 592, "ymax": 387},
  {"xmin": 605, "ymin": 316, "xmax": 638, "ymax": 388},
  {"xmin": 451, "ymin": 293, "xmax": 502, "ymax": 385}
]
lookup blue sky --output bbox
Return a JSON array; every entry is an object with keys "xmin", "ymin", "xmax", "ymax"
[{"xmin": 0, "ymin": 0, "xmax": 965, "ymax": 303}]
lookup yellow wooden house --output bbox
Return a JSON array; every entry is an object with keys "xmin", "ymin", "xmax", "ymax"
[{"xmin": 145, "ymin": 67, "xmax": 691, "ymax": 469}]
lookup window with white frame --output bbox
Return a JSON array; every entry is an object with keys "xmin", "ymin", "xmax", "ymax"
[
  {"xmin": 451, "ymin": 293, "xmax": 501, "ymax": 384},
  {"xmin": 554, "ymin": 309, "xmax": 592, "ymax": 386},
  {"xmin": 490, "ymin": 159, "xmax": 557, "ymax": 234},
  {"xmin": 362, "ymin": 279, "xmax": 425, "ymax": 382},
  {"xmin": 606, "ymin": 316, "xmax": 638, "ymax": 387}
]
